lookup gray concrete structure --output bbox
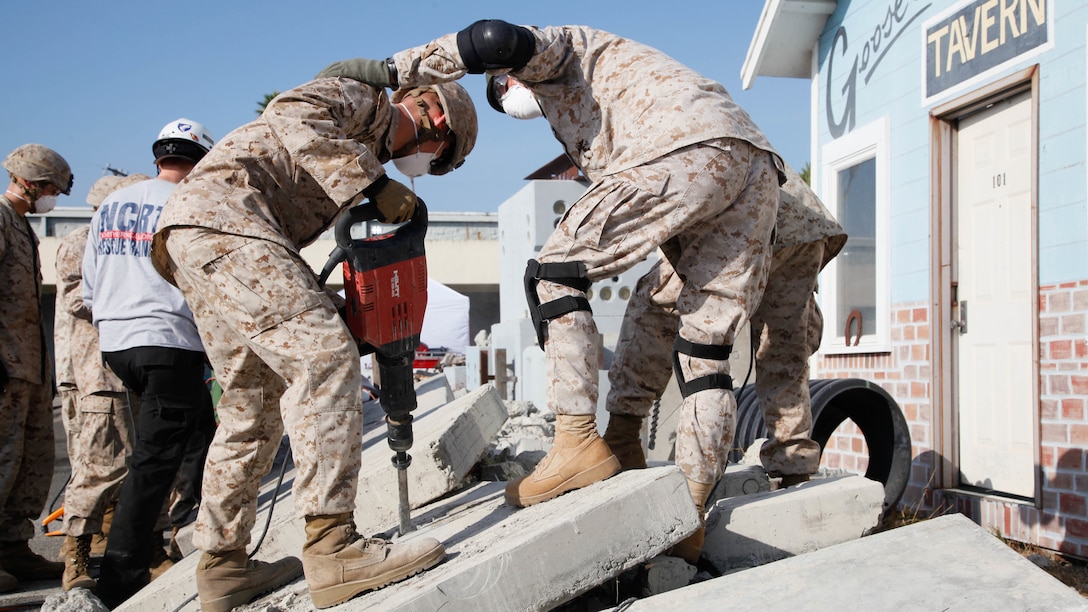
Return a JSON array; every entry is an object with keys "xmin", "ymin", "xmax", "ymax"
[
  {"xmin": 702, "ymin": 474, "xmax": 886, "ymax": 573},
  {"xmin": 627, "ymin": 513, "xmax": 1088, "ymax": 611},
  {"xmin": 115, "ymin": 467, "xmax": 699, "ymax": 612}
]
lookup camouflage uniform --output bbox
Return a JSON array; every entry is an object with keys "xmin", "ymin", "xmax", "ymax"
[
  {"xmin": 152, "ymin": 78, "xmax": 393, "ymax": 552},
  {"xmin": 607, "ymin": 165, "xmax": 847, "ymax": 478},
  {"xmin": 54, "ymin": 225, "xmax": 134, "ymax": 537},
  {"xmin": 391, "ymin": 25, "xmax": 783, "ymax": 485},
  {"xmin": 0, "ymin": 195, "xmax": 55, "ymax": 543}
]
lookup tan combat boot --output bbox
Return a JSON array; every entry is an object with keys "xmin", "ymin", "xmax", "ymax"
[
  {"xmin": 302, "ymin": 513, "xmax": 445, "ymax": 609},
  {"xmin": 602, "ymin": 413, "xmax": 647, "ymax": 471},
  {"xmin": 62, "ymin": 535, "xmax": 96, "ymax": 591},
  {"xmin": 505, "ymin": 413, "xmax": 621, "ymax": 507},
  {"xmin": 0, "ymin": 540, "xmax": 64, "ymax": 581},
  {"xmin": 91, "ymin": 503, "xmax": 115, "ymax": 555},
  {"xmin": 149, "ymin": 544, "xmax": 173, "ymax": 581},
  {"xmin": 666, "ymin": 479, "xmax": 715, "ymax": 565},
  {"xmin": 195, "ymin": 549, "xmax": 303, "ymax": 612}
]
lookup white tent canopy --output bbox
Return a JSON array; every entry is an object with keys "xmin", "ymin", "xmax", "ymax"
[{"xmin": 420, "ymin": 278, "xmax": 470, "ymax": 356}]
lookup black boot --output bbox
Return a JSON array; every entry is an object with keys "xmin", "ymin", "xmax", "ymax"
[{"xmin": 96, "ymin": 549, "xmax": 149, "ymax": 608}]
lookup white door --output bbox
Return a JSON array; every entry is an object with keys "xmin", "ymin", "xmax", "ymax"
[{"xmin": 954, "ymin": 91, "xmax": 1035, "ymax": 498}]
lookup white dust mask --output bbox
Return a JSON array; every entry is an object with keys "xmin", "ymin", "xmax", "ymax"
[
  {"xmin": 392, "ymin": 102, "xmax": 437, "ymax": 177},
  {"xmin": 501, "ymin": 85, "xmax": 543, "ymax": 120},
  {"xmin": 33, "ymin": 194, "xmax": 58, "ymax": 214},
  {"xmin": 393, "ymin": 151, "xmax": 437, "ymax": 178}
]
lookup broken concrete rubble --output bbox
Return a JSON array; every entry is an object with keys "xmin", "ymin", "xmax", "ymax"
[
  {"xmin": 26, "ymin": 371, "xmax": 1085, "ymax": 612},
  {"xmin": 624, "ymin": 513, "xmax": 1088, "ymax": 611}
]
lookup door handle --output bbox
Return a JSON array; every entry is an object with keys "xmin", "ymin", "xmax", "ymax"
[{"xmin": 950, "ymin": 300, "xmax": 967, "ymax": 334}]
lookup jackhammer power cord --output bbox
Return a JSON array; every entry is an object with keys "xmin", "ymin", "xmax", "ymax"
[{"xmin": 171, "ymin": 443, "xmax": 293, "ymax": 612}]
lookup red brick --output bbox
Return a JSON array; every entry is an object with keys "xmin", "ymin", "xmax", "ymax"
[
  {"xmin": 1057, "ymin": 449, "xmax": 1085, "ymax": 470},
  {"xmin": 1060, "ymin": 493, "xmax": 1087, "ymax": 516},
  {"xmin": 1041, "ymin": 423, "xmax": 1068, "ymax": 444},
  {"xmin": 897, "ymin": 309, "xmax": 911, "ymax": 323},
  {"xmin": 1050, "ymin": 292, "xmax": 1072, "ymax": 313},
  {"xmin": 913, "ymin": 307, "xmax": 927, "ymax": 322},
  {"xmin": 1041, "ymin": 399, "xmax": 1060, "ymax": 419},
  {"xmin": 1059, "ymin": 540, "xmax": 1080, "ymax": 556},
  {"xmin": 910, "ymin": 381, "xmax": 926, "ymax": 398},
  {"xmin": 1040, "ymin": 445, "xmax": 1056, "ymax": 468},
  {"xmin": 1078, "ymin": 340, "xmax": 1088, "ymax": 359},
  {"xmin": 1047, "ymin": 471, "xmax": 1074, "ymax": 490},
  {"xmin": 1062, "ymin": 314, "xmax": 1086, "ymax": 334},
  {"xmin": 1050, "ymin": 375, "xmax": 1071, "ymax": 394},
  {"xmin": 843, "ymin": 454, "xmax": 858, "ymax": 471},
  {"xmin": 1040, "ymin": 316, "xmax": 1060, "ymax": 336},
  {"xmin": 1066, "ymin": 513, "xmax": 1088, "ymax": 533},
  {"xmin": 852, "ymin": 437, "xmax": 864, "ymax": 453},
  {"xmin": 1051, "ymin": 340, "xmax": 1073, "ymax": 360},
  {"xmin": 1073, "ymin": 376, "xmax": 1088, "ymax": 395},
  {"xmin": 1072, "ymin": 424, "xmax": 1088, "ymax": 445},
  {"xmin": 1073, "ymin": 290, "xmax": 1088, "ymax": 311},
  {"xmin": 1065, "ymin": 399, "xmax": 1087, "ymax": 421}
]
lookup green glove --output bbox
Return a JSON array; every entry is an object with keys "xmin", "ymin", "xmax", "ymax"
[
  {"xmin": 316, "ymin": 57, "xmax": 398, "ymax": 88},
  {"xmin": 361, "ymin": 175, "xmax": 419, "ymax": 223}
]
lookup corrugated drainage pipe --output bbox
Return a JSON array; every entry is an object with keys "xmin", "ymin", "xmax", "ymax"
[{"xmin": 731, "ymin": 378, "xmax": 912, "ymax": 510}]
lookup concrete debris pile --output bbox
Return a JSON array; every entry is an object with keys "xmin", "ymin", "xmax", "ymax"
[{"xmin": 29, "ymin": 372, "xmax": 1085, "ymax": 612}]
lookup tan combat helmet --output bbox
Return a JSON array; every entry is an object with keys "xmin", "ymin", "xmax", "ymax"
[
  {"xmin": 86, "ymin": 176, "xmax": 124, "ymax": 209},
  {"xmin": 86, "ymin": 173, "xmax": 153, "ymax": 209},
  {"xmin": 3, "ymin": 143, "xmax": 74, "ymax": 195},
  {"xmin": 392, "ymin": 82, "xmax": 478, "ymax": 176}
]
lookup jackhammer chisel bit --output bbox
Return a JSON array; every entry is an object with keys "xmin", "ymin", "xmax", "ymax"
[{"xmin": 376, "ymin": 351, "xmax": 417, "ymax": 536}]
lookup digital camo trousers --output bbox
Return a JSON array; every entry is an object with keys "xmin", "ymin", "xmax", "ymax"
[
  {"xmin": 163, "ymin": 228, "xmax": 363, "ymax": 553},
  {"xmin": 750, "ymin": 241, "xmax": 825, "ymax": 477},
  {"xmin": 536, "ymin": 139, "xmax": 778, "ymax": 486},
  {"xmin": 607, "ymin": 240, "xmax": 826, "ymax": 480},
  {"xmin": 0, "ymin": 378, "xmax": 55, "ymax": 542},
  {"xmin": 60, "ymin": 388, "xmax": 134, "ymax": 536}
]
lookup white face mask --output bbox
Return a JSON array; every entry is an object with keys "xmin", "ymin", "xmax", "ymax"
[
  {"xmin": 392, "ymin": 102, "xmax": 438, "ymax": 178},
  {"xmin": 393, "ymin": 151, "xmax": 437, "ymax": 178},
  {"xmin": 32, "ymin": 194, "xmax": 58, "ymax": 214},
  {"xmin": 501, "ymin": 85, "xmax": 544, "ymax": 120}
]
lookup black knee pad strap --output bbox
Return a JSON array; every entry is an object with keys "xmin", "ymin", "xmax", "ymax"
[
  {"xmin": 524, "ymin": 259, "xmax": 593, "ymax": 347},
  {"xmin": 672, "ymin": 337, "xmax": 733, "ymax": 398}
]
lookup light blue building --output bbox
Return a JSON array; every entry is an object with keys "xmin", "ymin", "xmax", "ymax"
[{"xmin": 746, "ymin": 0, "xmax": 1085, "ymax": 555}]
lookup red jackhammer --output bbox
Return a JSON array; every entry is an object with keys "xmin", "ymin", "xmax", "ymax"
[{"xmin": 318, "ymin": 203, "xmax": 428, "ymax": 536}]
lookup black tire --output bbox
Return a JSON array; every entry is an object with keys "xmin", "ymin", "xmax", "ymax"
[{"xmin": 732, "ymin": 378, "xmax": 912, "ymax": 510}]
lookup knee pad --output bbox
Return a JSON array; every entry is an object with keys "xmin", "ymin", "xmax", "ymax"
[
  {"xmin": 523, "ymin": 259, "xmax": 593, "ymax": 347},
  {"xmin": 672, "ymin": 337, "xmax": 733, "ymax": 398}
]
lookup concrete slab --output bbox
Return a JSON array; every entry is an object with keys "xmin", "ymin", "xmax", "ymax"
[
  {"xmin": 167, "ymin": 374, "xmax": 458, "ymax": 561},
  {"xmin": 117, "ymin": 381, "xmax": 507, "ymax": 612},
  {"xmin": 119, "ymin": 466, "xmax": 698, "ymax": 612},
  {"xmin": 702, "ymin": 474, "xmax": 885, "ymax": 573},
  {"xmin": 626, "ymin": 513, "xmax": 1088, "ymax": 611}
]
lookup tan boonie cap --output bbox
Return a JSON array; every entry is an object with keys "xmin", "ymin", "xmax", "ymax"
[{"xmin": 3, "ymin": 144, "xmax": 73, "ymax": 195}]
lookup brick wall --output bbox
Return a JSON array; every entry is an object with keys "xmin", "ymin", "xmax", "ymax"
[
  {"xmin": 810, "ymin": 284, "xmax": 1088, "ymax": 558},
  {"xmin": 812, "ymin": 302, "xmax": 934, "ymax": 509}
]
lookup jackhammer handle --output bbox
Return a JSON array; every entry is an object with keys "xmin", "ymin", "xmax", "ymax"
[{"xmin": 333, "ymin": 200, "xmax": 428, "ymax": 250}]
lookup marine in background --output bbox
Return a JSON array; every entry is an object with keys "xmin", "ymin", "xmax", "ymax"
[{"xmin": 0, "ymin": 144, "xmax": 73, "ymax": 591}]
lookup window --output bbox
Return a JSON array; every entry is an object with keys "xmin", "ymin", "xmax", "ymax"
[{"xmin": 820, "ymin": 119, "xmax": 890, "ymax": 353}]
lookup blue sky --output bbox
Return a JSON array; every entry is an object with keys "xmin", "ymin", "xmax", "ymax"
[{"xmin": 4, "ymin": 0, "xmax": 810, "ymax": 213}]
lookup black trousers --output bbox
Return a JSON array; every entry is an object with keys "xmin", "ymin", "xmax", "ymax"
[{"xmin": 97, "ymin": 346, "xmax": 215, "ymax": 605}]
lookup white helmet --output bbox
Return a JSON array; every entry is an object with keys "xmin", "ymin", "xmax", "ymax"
[{"xmin": 152, "ymin": 118, "xmax": 215, "ymax": 164}]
